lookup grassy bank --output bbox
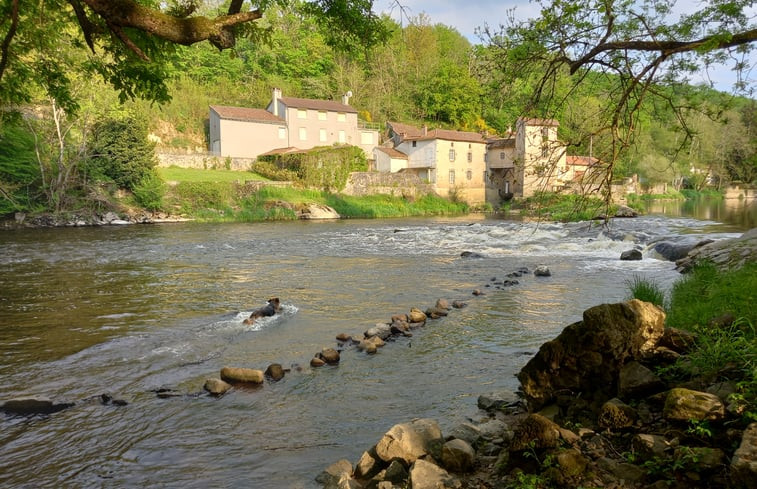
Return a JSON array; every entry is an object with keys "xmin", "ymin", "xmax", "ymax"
[
  {"xmin": 629, "ymin": 262, "xmax": 757, "ymax": 421},
  {"xmin": 508, "ymin": 191, "xmax": 617, "ymax": 222},
  {"xmin": 161, "ymin": 181, "xmax": 469, "ymax": 221}
]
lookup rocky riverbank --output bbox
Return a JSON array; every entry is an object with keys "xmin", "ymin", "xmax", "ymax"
[{"xmin": 318, "ymin": 299, "xmax": 756, "ymax": 489}]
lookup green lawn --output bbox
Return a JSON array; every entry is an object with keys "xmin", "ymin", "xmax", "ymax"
[{"xmin": 157, "ymin": 166, "xmax": 268, "ymax": 183}]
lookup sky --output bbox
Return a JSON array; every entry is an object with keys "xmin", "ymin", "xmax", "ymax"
[{"xmin": 376, "ymin": 0, "xmax": 756, "ymax": 94}]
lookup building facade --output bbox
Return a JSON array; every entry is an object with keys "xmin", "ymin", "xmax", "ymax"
[{"xmin": 209, "ymin": 89, "xmax": 379, "ymax": 161}]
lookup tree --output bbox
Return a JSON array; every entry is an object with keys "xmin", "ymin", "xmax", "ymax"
[
  {"xmin": 483, "ymin": 0, "xmax": 756, "ymax": 199},
  {"xmin": 0, "ymin": 0, "xmax": 388, "ymax": 112}
]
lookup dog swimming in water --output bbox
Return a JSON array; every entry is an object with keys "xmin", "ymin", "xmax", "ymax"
[{"xmin": 243, "ymin": 298, "xmax": 281, "ymax": 325}]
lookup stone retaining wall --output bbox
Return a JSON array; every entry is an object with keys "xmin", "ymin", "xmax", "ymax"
[
  {"xmin": 724, "ymin": 184, "xmax": 757, "ymax": 200},
  {"xmin": 157, "ymin": 152, "xmax": 255, "ymax": 171},
  {"xmin": 343, "ymin": 172, "xmax": 434, "ymax": 198}
]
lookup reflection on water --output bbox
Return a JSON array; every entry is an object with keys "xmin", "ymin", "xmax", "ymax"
[
  {"xmin": 0, "ymin": 205, "xmax": 752, "ymax": 488},
  {"xmin": 643, "ymin": 198, "xmax": 757, "ymax": 231}
]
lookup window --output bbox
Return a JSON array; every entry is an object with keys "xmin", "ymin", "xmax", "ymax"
[
  {"xmin": 319, "ymin": 128, "xmax": 327, "ymax": 142},
  {"xmin": 449, "ymin": 170, "xmax": 455, "ymax": 184},
  {"xmin": 449, "ymin": 149, "xmax": 456, "ymax": 161},
  {"xmin": 318, "ymin": 111, "xmax": 327, "ymax": 121},
  {"xmin": 278, "ymin": 127, "xmax": 286, "ymax": 139},
  {"xmin": 297, "ymin": 109, "xmax": 307, "ymax": 119},
  {"xmin": 483, "ymin": 171, "xmax": 488, "ymax": 183},
  {"xmin": 467, "ymin": 151, "xmax": 473, "ymax": 163},
  {"xmin": 299, "ymin": 127, "xmax": 307, "ymax": 141},
  {"xmin": 337, "ymin": 112, "xmax": 346, "ymax": 122},
  {"xmin": 360, "ymin": 131, "xmax": 373, "ymax": 144},
  {"xmin": 412, "ymin": 141, "xmax": 417, "ymax": 147},
  {"xmin": 466, "ymin": 170, "xmax": 472, "ymax": 181},
  {"xmin": 500, "ymin": 152, "xmax": 505, "ymax": 160},
  {"xmin": 541, "ymin": 127, "xmax": 550, "ymax": 157},
  {"xmin": 338, "ymin": 130, "xmax": 346, "ymax": 143}
]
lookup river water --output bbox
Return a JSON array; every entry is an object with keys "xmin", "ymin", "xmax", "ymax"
[{"xmin": 1, "ymin": 199, "xmax": 754, "ymax": 488}]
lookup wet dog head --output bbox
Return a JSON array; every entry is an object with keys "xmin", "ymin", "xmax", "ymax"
[{"xmin": 267, "ymin": 297, "xmax": 281, "ymax": 311}]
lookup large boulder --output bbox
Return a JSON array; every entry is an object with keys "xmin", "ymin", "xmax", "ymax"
[
  {"xmin": 298, "ymin": 203, "xmax": 340, "ymax": 220},
  {"xmin": 375, "ymin": 418, "xmax": 444, "ymax": 465},
  {"xmin": 663, "ymin": 388, "xmax": 725, "ymax": 422},
  {"xmin": 731, "ymin": 423, "xmax": 757, "ymax": 489},
  {"xmin": 408, "ymin": 459, "xmax": 461, "ymax": 489},
  {"xmin": 676, "ymin": 228, "xmax": 757, "ymax": 272},
  {"xmin": 517, "ymin": 300, "xmax": 665, "ymax": 411}
]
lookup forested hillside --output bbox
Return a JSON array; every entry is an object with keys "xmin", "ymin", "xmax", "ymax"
[
  {"xmin": 146, "ymin": 4, "xmax": 756, "ymax": 189},
  {"xmin": 1, "ymin": 1, "xmax": 755, "ymax": 217}
]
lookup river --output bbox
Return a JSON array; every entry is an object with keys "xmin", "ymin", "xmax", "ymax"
[{"xmin": 1, "ymin": 199, "xmax": 754, "ymax": 488}]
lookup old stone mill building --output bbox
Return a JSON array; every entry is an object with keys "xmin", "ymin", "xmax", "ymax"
[{"xmin": 209, "ymin": 89, "xmax": 591, "ymax": 207}]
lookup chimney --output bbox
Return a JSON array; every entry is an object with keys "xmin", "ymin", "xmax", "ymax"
[
  {"xmin": 272, "ymin": 88, "xmax": 282, "ymax": 117},
  {"xmin": 341, "ymin": 90, "xmax": 353, "ymax": 106},
  {"xmin": 422, "ymin": 125, "xmax": 428, "ymax": 136}
]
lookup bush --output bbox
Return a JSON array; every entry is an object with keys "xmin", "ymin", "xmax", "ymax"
[
  {"xmin": 0, "ymin": 124, "xmax": 41, "ymax": 214},
  {"xmin": 132, "ymin": 171, "xmax": 165, "ymax": 211},
  {"xmin": 85, "ymin": 112, "xmax": 157, "ymax": 191}
]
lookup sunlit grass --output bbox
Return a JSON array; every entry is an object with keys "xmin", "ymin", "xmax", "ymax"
[{"xmin": 157, "ymin": 166, "xmax": 268, "ymax": 183}]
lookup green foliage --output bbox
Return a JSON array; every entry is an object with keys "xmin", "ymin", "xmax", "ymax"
[
  {"xmin": 663, "ymin": 262, "xmax": 757, "ymax": 421},
  {"xmin": 324, "ymin": 192, "xmax": 468, "ymax": 218},
  {"xmin": 85, "ymin": 112, "xmax": 157, "ymax": 191},
  {"xmin": 625, "ymin": 275, "xmax": 666, "ymax": 309},
  {"xmin": 132, "ymin": 171, "xmax": 166, "ymax": 211},
  {"xmin": 258, "ymin": 146, "xmax": 367, "ymax": 191},
  {"xmin": 0, "ymin": 123, "xmax": 41, "ymax": 214},
  {"xmin": 666, "ymin": 262, "xmax": 757, "ymax": 329},
  {"xmin": 516, "ymin": 192, "xmax": 614, "ymax": 222}
]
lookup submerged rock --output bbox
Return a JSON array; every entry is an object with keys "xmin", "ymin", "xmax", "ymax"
[
  {"xmin": 620, "ymin": 249, "xmax": 642, "ymax": 260},
  {"xmin": 1, "ymin": 398, "xmax": 74, "ymax": 415},
  {"xmin": 204, "ymin": 378, "xmax": 232, "ymax": 396}
]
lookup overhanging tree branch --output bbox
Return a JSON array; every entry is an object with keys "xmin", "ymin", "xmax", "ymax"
[{"xmin": 78, "ymin": 0, "xmax": 263, "ymax": 52}]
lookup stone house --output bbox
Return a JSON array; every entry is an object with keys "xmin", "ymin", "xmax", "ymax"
[
  {"xmin": 379, "ymin": 119, "xmax": 568, "ymax": 206},
  {"xmin": 209, "ymin": 89, "xmax": 379, "ymax": 160},
  {"xmin": 380, "ymin": 122, "xmax": 488, "ymax": 205}
]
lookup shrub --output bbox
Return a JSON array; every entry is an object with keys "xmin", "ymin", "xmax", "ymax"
[
  {"xmin": 0, "ymin": 124, "xmax": 41, "ymax": 214},
  {"xmin": 85, "ymin": 112, "xmax": 157, "ymax": 191},
  {"xmin": 132, "ymin": 171, "xmax": 165, "ymax": 211}
]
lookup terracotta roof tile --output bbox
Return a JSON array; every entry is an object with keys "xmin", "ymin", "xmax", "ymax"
[
  {"xmin": 210, "ymin": 105, "xmax": 284, "ymax": 123},
  {"xmin": 278, "ymin": 97, "xmax": 357, "ymax": 113},
  {"xmin": 375, "ymin": 146, "xmax": 408, "ymax": 159}
]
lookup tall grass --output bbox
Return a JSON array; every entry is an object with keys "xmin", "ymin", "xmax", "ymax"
[
  {"xmin": 647, "ymin": 262, "xmax": 757, "ymax": 422},
  {"xmin": 625, "ymin": 275, "xmax": 666, "ymax": 308}
]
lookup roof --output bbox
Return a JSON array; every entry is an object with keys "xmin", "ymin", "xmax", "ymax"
[
  {"xmin": 374, "ymin": 146, "xmax": 408, "ymax": 159},
  {"xmin": 210, "ymin": 105, "xmax": 284, "ymax": 124},
  {"xmin": 567, "ymin": 155, "xmax": 599, "ymax": 166},
  {"xmin": 387, "ymin": 121, "xmax": 486, "ymax": 144},
  {"xmin": 278, "ymin": 96, "xmax": 357, "ymax": 114},
  {"xmin": 487, "ymin": 138, "xmax": 515, "ymax": 149},
  {"xmin": 517, "ymin": 117, "xmax": 560, "ymax": 127}
]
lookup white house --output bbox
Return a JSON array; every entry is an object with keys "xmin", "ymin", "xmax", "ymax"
[{"xmin": 209, "ymin": 88, "xmax": 379, "ymax": 160}]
